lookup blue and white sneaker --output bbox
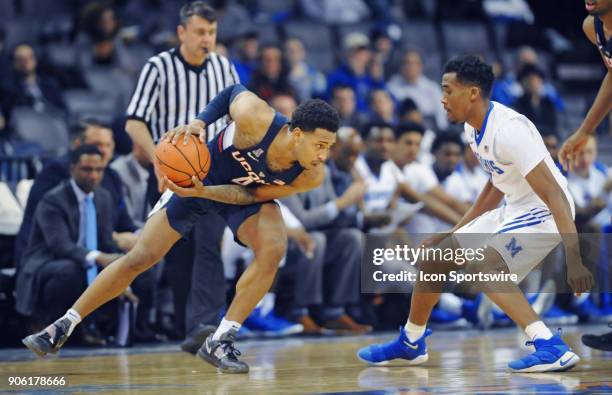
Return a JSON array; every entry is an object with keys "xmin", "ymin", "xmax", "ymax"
[
  {"xmin": 357, "ymin": 327, "xmax": 432, "ymax": 366},
  {"xmin": 508, "ymin": 334, "xmax": 579, "ymax": 373},
  {"xmin": 244, "ymin": 308, "xmax": 303, "ymax": 337},
  {"xmin": 462, "ymin": 294, "xmax": 494, "ymax": 329},
  {"xmin": 543, "ymin": 305, "xmax": 578, "ymax": 326}
]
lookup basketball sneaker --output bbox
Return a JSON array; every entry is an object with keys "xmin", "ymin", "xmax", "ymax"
[
  {"xmin": 462, "ymin": 294, "xmax": 494, "ymax": 329},
  {"xmin": 22, "ymin": 318, "xmax": 72, "ymax": 357},
  {"xmin": 357, "ymin": 327, "xmax": 432, "ymax": 366},
  {"xmin": 581, "ymin": 324, "xmax": 612, "ymax": 351},
  {"xmin": 197, "ymin": 329, "xmax": 249, "ymax": 373},
  {"xmin": 508, "ymin": 334, "xmax": 579, "ymax": 373},
  {"xmin": 181, "ymin": 324, "xmax": 217, "ymax": 355}
]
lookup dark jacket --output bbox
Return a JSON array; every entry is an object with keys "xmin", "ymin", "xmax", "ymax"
[
  {"xmin": 15, "ymin": 154, "xmax": 136, "ymax": 264},
  {"xmin": 15, "ymin": 180, "xmax": 117, "ymax": 316}
]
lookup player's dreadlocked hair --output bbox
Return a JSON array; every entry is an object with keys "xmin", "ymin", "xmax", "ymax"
[{"xmin": 444, "ymin": 55, "xmax": 494, "ymax": 98}]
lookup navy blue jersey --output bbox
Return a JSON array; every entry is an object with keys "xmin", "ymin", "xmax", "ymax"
[
  {"xmin": 205, "ymin": 112, "xmax": 304, "ymax": 187},
  {"xmin": 594, "ymin": 17, "xmax": 612, "ymax": 67}
]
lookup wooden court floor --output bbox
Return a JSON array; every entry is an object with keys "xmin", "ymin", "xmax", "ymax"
[{"xmin": 1, "ymin": 324, "xmax": 611, "ymax": 394}]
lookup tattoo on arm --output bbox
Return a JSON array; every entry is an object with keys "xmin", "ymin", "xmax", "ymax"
[{"xmin": 203, "ymin": 185, "xmax": 258, "ymax": 205}]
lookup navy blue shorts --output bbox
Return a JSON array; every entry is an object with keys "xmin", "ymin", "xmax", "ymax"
[{"xmin": 162, "ymin": 193, "xmax": 276, "ymax": 247}]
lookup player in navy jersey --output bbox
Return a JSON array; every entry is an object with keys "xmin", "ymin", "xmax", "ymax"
[
  {"xmin": 571, "ymin": 0, "xmax": 612, "ymax": 353},
  {"xmin": 560, "ymin": 0, "xmax": 612, "ymax": 171},
  {"xmin": 22, "ymin": 85, "xmax": 339, "ymax": 373}
]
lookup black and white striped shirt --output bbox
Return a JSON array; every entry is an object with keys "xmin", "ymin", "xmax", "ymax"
[{"xmin": 126, "ymin": 47, "xmax": 239, "ymax": 143}]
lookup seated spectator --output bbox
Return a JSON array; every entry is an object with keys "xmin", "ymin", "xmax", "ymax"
[
  {"xmin": 270, "ymin": 93, "xmax": 298, "ymax": 119},
  {"xmin": 370, "ymin": 25, "xmax": 400, "ymax": 79},
  {"xmin": 248, "ymin": 44, "xmax": 293, "ymax": 102},
  {"xmin": 330, "ymin": 84, "xmax": 368, "ymax": 130},
  {"xmin": 567, "ymin": 135, "xmax": 610, "ymax": 232},
  {"xmin": 493, "ymin": 46, "xmax": 565, "ymax": 109},
  {"xmin": 230, "ymin": 30, "xmax": 259, "ymax": 86},
  {"xmin": 430, "ymin": 132, "xmax": 465, "ymax": 185},
  {"xmin": 540, "ymin": 129, "xmax": 565, "ymax": 174},
  {"xmin": 15, "ymin": 146, "xmax": 127, "ymax": 346},
  {"xmin": 15, "ymin": 121, "xmax": 137, "ymax": 264},
  {"xmin": 369, "ymin": 88, "xmax": 396, "ymax": 125},
  {"xmin": 76, "ymin": 1, "xmax": 135, "ymax": 75},
  {"xmin": 327, "ymin": 33, "xmax": 385, "ymax": 113},
  {"xmin": 284, "ymin": 37, "xmax": 326, "ymax": 101},
  {"xmin": 109, "ymin": 144, "xmax": 166, "ymax": 342},
  {"xmin": 355, "ymin": 122, "xmax": 398, "ymax": 215},
  {"xmin": 390, "ymin": 123, "xmax": 466, "ymax": 240},
  {"xmin": 387, "ymin": 50, "xmax": 448, "ymax": 131},
  {"xmin": 513, "ymin": 64, "xmax": 558, "ymax": 133},
  {"xmin": 397, "ymin": 98, "xmax": 436, "ymax": 164},
  {"xmin": 491, "ymin": 59, "xmax": 522, "ymax": 106},
  {"xmin": 109, "ymin": 143, "xmax": 150, "ymax": 229},
  {"xmin": 280, "ymin": 163, "xmax": 373, "ymax": 334},
  {"xmin": 209, "ymin": 0, "xmax": 251, "ymax": 44},
  {"xmin": 3, "ymin": 43, "xmax": 67, "ymax": 118},
  {"xmin": 444, "ymin": 145, "xmax": 490, "ymax": 205}
]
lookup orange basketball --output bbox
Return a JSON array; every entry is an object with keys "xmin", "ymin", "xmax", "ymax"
[{"xmin": 154, "ymin": 136, "xmax": 210, "ymax": 187}]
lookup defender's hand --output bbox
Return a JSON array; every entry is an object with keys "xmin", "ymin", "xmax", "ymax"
[
  {"xmin": 559, "ymin": 129, "xmax": 590, "ymax": 172},
  {"xmin": 164, "ymin": 119, "xmax": 206, "ymax": 145},
  {"xmin": 162, "ymin": 176, "xmax": 206, "ymax": 198},
  {"xmin": 567, "ymin": 260, "xmax": 594, "ymax": 295}
]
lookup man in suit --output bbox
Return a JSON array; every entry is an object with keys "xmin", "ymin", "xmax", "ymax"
[
  {"xmin": 15, "ymin": 145, "xmax": 123, "ymax": 344},
  {"xmin": 15, "ymin": 121, "xmax": 138, "ymax": 264},
  {"xmin": 281, "ymin": 127, "xmax": 388, "ymax": 334}
]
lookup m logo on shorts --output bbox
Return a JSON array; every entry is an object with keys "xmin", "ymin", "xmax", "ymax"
[{"xmin": 505, "ymin": 237, "xmax": 522, "ymax": 258}]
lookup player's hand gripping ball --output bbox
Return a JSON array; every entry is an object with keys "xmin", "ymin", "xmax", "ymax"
[{"xmin": 155, "ymin": 134, "xmax": 210, "ymax": 187}]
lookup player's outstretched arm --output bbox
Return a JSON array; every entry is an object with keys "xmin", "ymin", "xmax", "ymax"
[
  {"xmin": 163, "ymin": 84, "xmax": 275, "ymax": 144},
  {"xmin": 559, "ymin": 17, "xmax": 612, "ymax": 171},
  {"xmin": 163, "ymin": 166, "xmax": 324, "ymax": 205},
  {"xmin": 525, "ymin": 160, "xmax": 594, "ymax": 293}
]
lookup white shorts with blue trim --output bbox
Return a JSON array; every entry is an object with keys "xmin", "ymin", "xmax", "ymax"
[{"xmin": 453, "ymin": 205, "xmax": 563, "ymax": 283}]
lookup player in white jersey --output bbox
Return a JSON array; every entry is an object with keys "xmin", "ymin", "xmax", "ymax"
[{"xmin": 358, "ymin": 55, "xmax": 593, "ymax": 373}]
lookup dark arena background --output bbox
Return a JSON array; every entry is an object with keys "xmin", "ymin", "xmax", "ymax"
[{"xmin": 0, "ymin": 0, "xmax": 611, "ymax": 394}]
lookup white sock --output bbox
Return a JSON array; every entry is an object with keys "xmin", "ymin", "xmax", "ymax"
[
  {"xmin": 212, "ymin": 318, "xmax": 241, "ymax": 341},
  {"xmin": 404, "ymin": 320, "xmax": 426, "ymax": 343},
  {"xmin": 525, "ymin": 320, "xmax": 553, "ymax": 341},
  {"xmin": 60, "ymin": 309, "xmax": 82, "ymax": 336},
  {"xmin": 438, "ymin": 293, "xmax": 463, "ymax": 316}
]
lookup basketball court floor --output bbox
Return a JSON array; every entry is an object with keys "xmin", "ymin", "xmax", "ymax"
[{"xmin": 1, "ymin": 324, "xmax": 611, "ymax": 394}]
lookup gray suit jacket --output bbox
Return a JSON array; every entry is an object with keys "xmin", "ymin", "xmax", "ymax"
[
  {"xmin": 15, "ymin": 180, "xmax": 117, "ymax": 316},
  {"xmin": 281, "ymin": 166, "xmax": 360, "ymax": 231}
]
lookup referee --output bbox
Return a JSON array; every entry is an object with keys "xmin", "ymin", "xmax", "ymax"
[{"xmin": 125, "ymin": 1, "xmax": 238, "ymax": 351}]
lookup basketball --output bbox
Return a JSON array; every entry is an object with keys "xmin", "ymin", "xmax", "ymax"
[{"xmin": 154, "ymin": 136, "xmax": 210, "ymax": 187}]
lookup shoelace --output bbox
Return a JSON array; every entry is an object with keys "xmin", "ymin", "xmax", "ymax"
[
  {"xmin": 524, "ymin": 328, "xmax": 564, "ymax": 359},
  {"xmin": 220, "ymin": 341, "xmax": 242, "ymax": 360}
]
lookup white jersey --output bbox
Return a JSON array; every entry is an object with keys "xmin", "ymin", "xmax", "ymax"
[
  {"xmin": 445, "ymin": 163, "xmax": 489, "ymax": 204},
  {"xmin": 464, "ymin": 101, "xmax": 573, "ymax": 215},
  {"xmin": 567, "ymin": 164, "xmax": 610, "ymax": 226},
  {"xmin": 355, "ymin": 156, "xmax": 401, "ymax": 213}
]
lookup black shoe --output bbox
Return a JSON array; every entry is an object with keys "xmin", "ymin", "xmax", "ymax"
[
  {"xmin": 134, "ymin": 322, "xmax": 168, "ymax": 343},
  {"xmin": 73, "ymin": 324, "xmax": 107, "ymax": 348},
  {"xmin": 22, "ymin": 318, "xmax": 72, "ymax": 357},
  {"xmin": 181, "ymin": 324, "xmax": 216, "ymax": 355},
  {"xmin": 197, "ymin": 329, "xmax": 249, "ymax": 373},
  {"xmin": 582, "ymin": 324, "xmax": 612, "ymax": 351}
]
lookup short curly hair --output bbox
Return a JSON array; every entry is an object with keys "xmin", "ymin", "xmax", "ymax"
[
  {"xmin": 444, "ymin": 55, "xmax": 494, "ymax": 98},
  {"xmin": 290, "ymin": 99, "xmax": 340, "ymax": 133}
]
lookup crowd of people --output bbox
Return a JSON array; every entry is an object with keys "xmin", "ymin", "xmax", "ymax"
[{"xmin": 0, "ymin": 0, "xmax": 610, "ymax": 350}]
